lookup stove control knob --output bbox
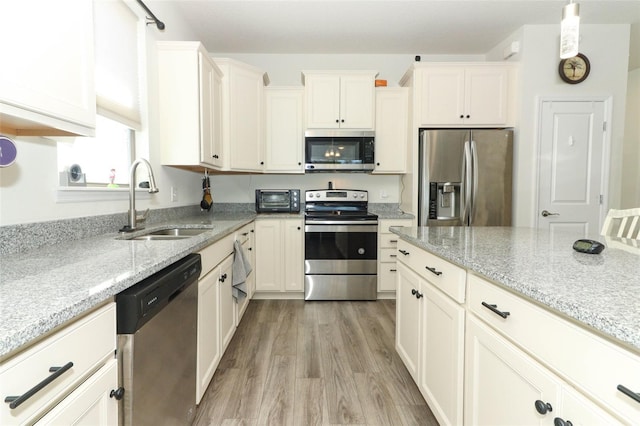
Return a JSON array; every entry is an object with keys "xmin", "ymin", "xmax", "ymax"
[
  {"xmin": 308, "ymin": 193, "xmax": 314, "ymax": 198},
  {"xmin": 316, "ymin": 192, "xmax": 321, "ymax": 198},
  {"xmin": 353, "ymin": 193, "xmax": 357, "ymax": 198},
  {"xmin": 360, "ymin": 193, "xmax": 365, "ymax": 198}
]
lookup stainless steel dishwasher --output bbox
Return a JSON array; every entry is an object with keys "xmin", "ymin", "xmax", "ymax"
[{"xmin": 116, "ymin": 253, "xmax": 201, "ymax": 426}]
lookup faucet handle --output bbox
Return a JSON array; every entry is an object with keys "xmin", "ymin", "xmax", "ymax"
[{"xmin": 136, "ymin": 208, "xmax": 150, "ymax": 223}]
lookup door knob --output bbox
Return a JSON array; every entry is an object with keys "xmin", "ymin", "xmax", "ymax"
[{"xmin": 541, "ymin": 210, "xmax": 560, "ymax": 217}]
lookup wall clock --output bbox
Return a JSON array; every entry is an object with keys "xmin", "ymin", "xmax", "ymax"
[
  {"xmin": 559, "ymin": 53, "xmax": 591, "ymax": 84},
  {"xmin": 0, "ymin": 136, "xmax": 18, "ymax": 167}
]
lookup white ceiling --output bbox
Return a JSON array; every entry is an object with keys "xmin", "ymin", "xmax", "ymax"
[{"xmin": 154, "ymin": 0, "xmax": 640, "ymax": 68}]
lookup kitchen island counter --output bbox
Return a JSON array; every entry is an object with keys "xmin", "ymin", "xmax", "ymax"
[
  {"xmin": 391, "ymin": 226, "xmax": 640, "ymax": 353},
  {"xmin": 0, "ymin": 212, "xmax": 255, "ymax": 359}
]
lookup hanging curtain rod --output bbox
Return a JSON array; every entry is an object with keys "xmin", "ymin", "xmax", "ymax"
[{"xmin": 135, "ymin": 0, "xmax": 165, "ymax": 30}]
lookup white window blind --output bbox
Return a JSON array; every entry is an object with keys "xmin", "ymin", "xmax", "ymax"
[{"xmin": 94, "ymin": 0, "xmax": 141, "ymax": 129}]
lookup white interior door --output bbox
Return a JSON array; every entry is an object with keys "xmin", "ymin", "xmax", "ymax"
[{"xmin": 537, "ymin": 100, "xmax": 607, "ymax": 236}]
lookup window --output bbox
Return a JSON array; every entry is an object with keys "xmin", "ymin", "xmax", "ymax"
[{"xmin": 57, "ymin": 115, "xmax": 133, "ymax": 186}]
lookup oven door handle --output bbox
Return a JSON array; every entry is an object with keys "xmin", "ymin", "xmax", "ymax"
[
  {"xmin": 304, "ymin": 220, "xmax": 378, "ymax": 226},
  {"xmin": 305, "ymin": 224, "xmax": 379, "ymax": 233}
]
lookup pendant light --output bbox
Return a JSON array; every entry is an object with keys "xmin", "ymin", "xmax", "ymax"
[{"xmin": 560, "ymin": 1, "xmax": 580, "ymax": 59}]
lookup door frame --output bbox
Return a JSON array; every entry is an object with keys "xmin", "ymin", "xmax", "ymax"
[{"xmin": 533, "ymin": 96, "xmax": 613, "ymax": 232}]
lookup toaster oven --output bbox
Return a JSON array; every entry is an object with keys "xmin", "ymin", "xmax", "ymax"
[{"xmin": 255, "ymin": 189, "xmax": 301, "ymax": 213}]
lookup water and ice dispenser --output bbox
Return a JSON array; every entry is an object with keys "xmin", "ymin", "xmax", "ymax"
[{"xmin": 428, "ymin": 182, "xmax": 461, "ymax": 220}]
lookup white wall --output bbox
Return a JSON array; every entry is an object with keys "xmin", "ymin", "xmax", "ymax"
[
  {"xmin": 621, "ymin": 68, "xmax": 640, "ymax": 208},
  {"xmin": 487, "ymin": 24, "xmax": 631, "ymax": 227}
]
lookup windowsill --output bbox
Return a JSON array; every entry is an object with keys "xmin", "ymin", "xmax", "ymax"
[{"xmin": 55, "ymin": 186, "xmax": 152, "ymax": 203}]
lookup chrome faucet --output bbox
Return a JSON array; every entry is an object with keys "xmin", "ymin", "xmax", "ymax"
[{"xmin": 120, "ymin": 158, "xmax": 159, "ymax": 232}]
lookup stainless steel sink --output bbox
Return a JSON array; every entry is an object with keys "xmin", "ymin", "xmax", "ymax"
[{"xmin": 120, "ymin": 227, "xmax": 211, "ymax": 241}]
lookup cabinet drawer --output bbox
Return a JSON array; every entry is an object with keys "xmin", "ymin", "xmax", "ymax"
[
  {"xmin": 378, "ymin": 263, "xmax": 398, "ymax": 292},
  {"xmin": 380, "ymin": 247, "xmax": 399, "ymax": 263},
  {"xmin": 199, "ymin": 233, "xmax": 234, "ymax": 277},
  {"xmin": 0, "ymin": 303, "xmax": 116, "ymax": 425},
  {"xmin": 379, "ymin": 233, "xmax": 401, "ymax": 248},
  {"xmin": 468, "ymin": 274, "xmax": 640, "ymax": 423},
  {"xmin": 397, "ymin": 240, "xmax": 465, "ymax": 303},
  {"xmin": 235, "ymin": 223, "xmax": 253, "ymax": 245}
]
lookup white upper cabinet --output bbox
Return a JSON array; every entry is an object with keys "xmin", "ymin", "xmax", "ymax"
[
  {"xmin": 264, "ymin": 88, "xmax": 304, "ymax": 173},
  {"xmin": 158, "ymin": 42, "xmax": 223, "ymax": 169},
  {"xmin": 410, "ymin": 63, "xmax": 514, "ymax": 127},
  {"xmin": 0, "ymin": 0, "xmax": 95, "ymax": 136},
  {"xmin": 303, "ymin": 71, "xmax": 377, "ymax": 129},
  {"xmin": 215, "ymin": 58, "xmax": 269, "ymax": 172},
  {"xmin": 373, "ymin": 87, "xmax": 408, "ymax": 174}
]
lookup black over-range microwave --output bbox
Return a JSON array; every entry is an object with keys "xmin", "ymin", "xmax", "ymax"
[
  {"xmin": 255, "ymin": 189, "xmax": 300, "ymax": 213},
  {"xmin": 304, "ymin": 130, "xmax": 375, "ymax": 172}
]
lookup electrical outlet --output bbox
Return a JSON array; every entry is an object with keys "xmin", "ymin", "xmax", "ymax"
[{"xmin": 171, "ymin": 186, "xmax": 178, "ymax": 202}]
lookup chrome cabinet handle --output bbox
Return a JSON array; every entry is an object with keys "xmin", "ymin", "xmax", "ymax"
[
  {"xmin": 541, "ymin": 210, "xmax": 560, "ymax": 217},
  {"xmin": 481, "ymin": 302, "xmax": 510, "ymax": 319},
  {"xmin": 4, "ymin": 362, "xmax": 74, "ymax": 409},
  {"xmin": 617, "ymin": 384, "xmax": 640, "ymax": 404},
  {"xmin": 425, "ymin": 266, "xmax": 442, "ymax": 276}
]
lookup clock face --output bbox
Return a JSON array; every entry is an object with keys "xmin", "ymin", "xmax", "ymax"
[
  {"xmin": 559, "ymin": 53, "xmax": 591, "ymax": 84},
  {"xmin": 0, "ymin": 136, "xmax": 18, "ymax": 167}
]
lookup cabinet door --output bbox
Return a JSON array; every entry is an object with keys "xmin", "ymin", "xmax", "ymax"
[
  {"xmin": 420, "ymin": 283, "xmax": 465, "ymax": 426},
  {"xmin": 35, "ymin": 359, "xmax": 118, "ymax": 425},
  {"xmin": 283, "ymin": 219, "xmax": 304, "ymax": 291},
  {"xmin": 264, "ymin": 88, "xmax": 304, "ymax": 173},
  {"xmin": 340, "ymin": 75, "xmax": 375, "ymax": 129},
  {"xmin": 199, "ymin": 52, "xmax": 221, "ymax": 168},
  {"xmin": 219, "ymin": 255, "xmax": 235, "ymax": 351},
  {"xmin": 197, "ymin": 269, "xmax": 220, "ymax": 404},
  {"xmin": 305, "ymin": 74, "xmax": 341, "ymax": 128},
  {"xmin": 255, "ymin": 220, "xmax": 282, "ymax": 291},
  {"xmin": 417, "ymin": 67, "xmax": 465, "ymax": 126},
  {"xmin": 464, "ymin": 66, "xmax": 508, "ymax": 125},
  {"xmin": 395, "ymin": 263, "xmax": 422, "ymax": 381},
  {"xmin": 228, "ymin": 66, "xmax": 264, "ymax": 171},
  {"xmin": 464, "ymin": 316, "xmax": 562, "ymax": 426},
  {"xmin": 0, "ymin": 0, "xmax": 95, "ymax": 136},
  {"xmin": 373, "ymin": 88, "xmax": 408, "ymax": 173}
]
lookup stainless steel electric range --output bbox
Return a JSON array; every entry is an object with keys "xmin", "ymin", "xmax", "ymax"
[{"xmin": 304, "ymin": 189, "xmax": 378, "ymax": 301}]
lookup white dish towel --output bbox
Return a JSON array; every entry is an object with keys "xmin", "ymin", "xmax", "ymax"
[{"xmin": 232, "ymin": 240, "xmax": 252, "ymax": 301}]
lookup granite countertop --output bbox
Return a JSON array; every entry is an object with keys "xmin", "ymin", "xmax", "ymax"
[
  {"xmin": 0, "ymin": 212, "xmax": 255, "ymax": 360},
  {"xmin": 391, "ymin": 226, "xmax": 640, "ymax": 353}
]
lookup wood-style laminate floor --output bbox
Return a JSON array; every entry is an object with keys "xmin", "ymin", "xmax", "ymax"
[{"xmin": 194, "ymin": 299, "xmax": 439, "ymax": 426}]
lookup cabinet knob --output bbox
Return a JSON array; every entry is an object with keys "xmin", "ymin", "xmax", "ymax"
[
  {"xmin": 110, "ymin": 387, "xmax": 125, "ymax": 400},
  {"xmin": 415, "ymin": 291, "xmax": 423, "ymax": 299},
  {"xmin": 534, "ymin": 400, "xmax": 553, "ymax": 415},
  {"xmin": 336, "ymin": 119, "xmax": 339, "ymax": 123},
  {"xmin": 411, "ymin": 289, "xmax": 417, "ymax": 295},
  {"xmin": 298, "ymin": 162, "xmax": 302, "ymax": 166},
  {"xmin": 376, "ymin": 162, "xmax": 380, "ymax": 166},
  {"xmin": 553, "ymin": 418, "xmax": 573, "ymax": 426},
  {"xmin": 341, "ymin": 119, "xmax": 345, "ymax": 123},
  {"xmin": 466, "ymin": 115, "xmax": 470, "ymax": 119},
  {"xmin": 297, "ymin": 226, "xmax": 301, "ymax": 230},
  {"xmin": 219, "ymin": 273, "xmax": 227, "ymax": 283},
  {"xmin": 459, "ymin": 114, "xmax": 464, "ymax": 119},
  {"xmin": 260, "ymin": 161, "xmax": 264, "ymax": 165}
]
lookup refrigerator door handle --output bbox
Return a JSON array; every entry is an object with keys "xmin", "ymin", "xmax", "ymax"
[
  {"xmin": 470, "ymin": 139, "xmax": 479, "ymax": 223},
  {"xmin": 462, "ymin": 140, "xmax": 472, "ymax": 224}
]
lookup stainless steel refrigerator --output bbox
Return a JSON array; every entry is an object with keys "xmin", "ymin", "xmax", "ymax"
[{"xmin": 418, "ymin": 129, "xmax": 513, "ymax": 226}]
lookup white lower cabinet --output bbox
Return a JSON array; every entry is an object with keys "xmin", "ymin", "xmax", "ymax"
[
  {"xmin": 464, "ymin": 315, "xmax": 562, "ymax": 425},
  {"xmin": 378, "ymin": 219, "xmax": 412, "ymax": 292},
  {"xmin": 234, "ymin": 223, "xmax": 255, "ymax": 326},
  {"xmin": 196, "ymin": 233, "xmax": 240, "ymax": 404},
  {"xmin": 0, "ymin": 303, "xmax": 117, "ymax": 425},
  {"xmin": 395, "ymin": 240, "xmax": 635, "ymax": 425},
  {"xmin": 35, "ymin": 359, "xmax": 118, "ymax": 425},
  {"xmin": 396, "ymin": 258, "xmax": 464, "ymax": 426},
  {"xmin": 255, "ymin": 218, "xmax": 304, "ymax": 293}
]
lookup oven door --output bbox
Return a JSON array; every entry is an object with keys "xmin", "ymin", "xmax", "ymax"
[{"xmin": 304, "ymin": 222, "xmax": 378, "ymax": 274}]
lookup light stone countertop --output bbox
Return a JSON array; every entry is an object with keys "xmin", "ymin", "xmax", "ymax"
[
  {"xmin": 391, "ymin": 226, "xmax": 640, "ymax": 353},
  {"xmin": 0, "ymin": 213, "xmax": 255, "ymax": 360}
]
